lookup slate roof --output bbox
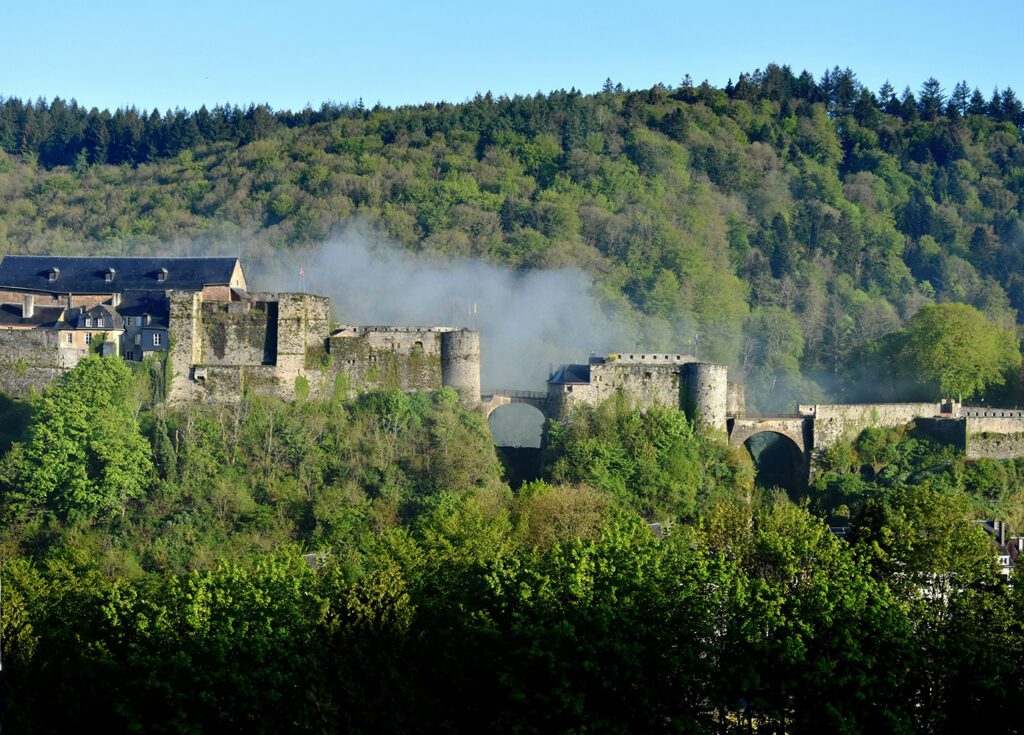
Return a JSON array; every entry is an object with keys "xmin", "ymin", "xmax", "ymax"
[
  {"xmin": 0, "ymin": 256, "xmax": 241, "ymax": 294},
  {"xmin": 71, "ymin": 304, "xmax": 124, "ymax": 331},
  {"xmin": 548, "ymin": 363, "xmax": 591, "ymax": 384},
  {"xmin": 0, "ymin": 303, "xmax": 67, "ymax": 328},
  {"xmin": 117, "ymin": 292, "xmax": 171, "ymax": 329}
]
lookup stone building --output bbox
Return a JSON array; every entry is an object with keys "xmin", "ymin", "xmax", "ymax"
[
  {"xmin": 0, "ymin": 255, "xmax": 481, "ymax": 406},
  {"xmin": 546, "ymin": 352, "xmax": 742, "ymax": 432}
]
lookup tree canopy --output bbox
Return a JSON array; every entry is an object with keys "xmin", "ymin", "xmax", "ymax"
[{"xmin": 899, "ymin": 302, "xmax": 1020, "ymax": 399}]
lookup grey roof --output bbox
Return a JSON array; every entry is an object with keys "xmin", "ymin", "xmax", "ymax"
[
  {"xmin": 117, "ymin": 292, "xmax": 171, "ymax": 329},
  {"xmin": 72, "ymin": 304, "xmax": 124, "ymax": 331},
  {"xmin": 549, "ymin": 363, "xmax": 591, "ymax": 384},
  {"xmin": 0, "ymin": 303, "xmax": 67, "ymax": 328},
  {"xmin": 0, "ymin": 256, "xmax": 241, "ymax": 294}
]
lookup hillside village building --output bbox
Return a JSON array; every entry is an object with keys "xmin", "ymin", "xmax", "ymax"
[{"xmin": 0, "ymin": 255, "xmax": 480, "ymax": 405}]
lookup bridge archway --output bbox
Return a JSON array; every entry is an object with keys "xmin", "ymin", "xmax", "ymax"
[
  {"xmin": 488, "ymin": 402, "xmax": 546, "ymax": 449},
  {"xmin": 742, "ymin": 431, "xmax": 806, "ymax": 495}
]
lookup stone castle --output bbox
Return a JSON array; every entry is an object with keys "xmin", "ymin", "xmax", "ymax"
[
  {"xmin": 4, "ymin": 255, "xmax": 1024, "ymax": 472},
  {"xmin": 0, "ymin": 256, "xmax": 480, "ymax": 405}
]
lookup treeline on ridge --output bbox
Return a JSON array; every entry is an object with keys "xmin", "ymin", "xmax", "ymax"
[{"xmin": 1, "ymin": 63, "xmax": 1024, "ymax": 408}]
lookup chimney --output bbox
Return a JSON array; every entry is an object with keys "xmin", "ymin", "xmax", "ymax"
[
  {"xmin": 22, "ymin": 294, "xmax": 34, "ymax": 319},
  {"xmin": 111, "ymin": 293, "xmax": 121, "ymax": 307}
]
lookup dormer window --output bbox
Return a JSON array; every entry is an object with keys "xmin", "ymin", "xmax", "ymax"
[
  {"xmin": 104, "ymin": 267, "xmax": 116, "ymax": 283},
  {"xmin": 48, "ymin": 267, "xmax": 60, "ymax": 282},
  {"xmin": 157, "ymin": 268, "xmax": 168, "ymax": 283},
  {"xmin": 85, "ymin": 317, "xmax": 92, "ymax": 328}
]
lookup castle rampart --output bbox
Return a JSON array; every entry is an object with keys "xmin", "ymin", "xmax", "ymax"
[{"xmin": 0, "ymin": 328, "xmax": 86, "ymax": 395}]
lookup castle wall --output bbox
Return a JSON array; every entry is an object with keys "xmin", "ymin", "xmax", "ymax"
[
  {"xmin": 0, "ymin": 329, "xmax": 86, "ymax": 396},
  {"xmin": 167, "ymin": 291, "xmax": 202, "ymax": 403},
  {"xmin": 964, "ymin": 415, "xmax": 1024, "ymax": 460},
  {"xmin": 274, "ymin": 293, "xmax": 332, "ymax": 377},
  {"xmin": 0, "ymin": 279, "xmax": 478, "ymax": 406},
  {"xmin": 327, "ymin": 327, "xmax": 446, "ymax": 397},
  {"xmin": 201, "ymin": 300, "xmax": 276, "ymax": 366},
  {"xmin": 727, "ymin": 381, "xmax": 745, "ymax": 417},
  {"xmin": 544, "ymin": 356, "xmax": 736, "ymax": 425},
  {"xmin": 588, "ymin": 361, "xmax": 683, "ymax": 408},
  {"xmin": 605, "ymin": 352, "xmax": 697, "ymax": 365},
  {"xmin": 803, "ymin": 402, "xmax": 946, "ymax": 450},
  {"xmin": 180, "ymin": 293, "xmax": 331, "ymax": 403},
  {"xmin": 547, "ymin": 381, "xmax": 600, "ymax": 419}
]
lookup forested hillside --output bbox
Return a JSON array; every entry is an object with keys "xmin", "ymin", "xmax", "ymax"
[
  {"xmin": 0, "ymin": 357, "xmax": 1022, "ymax": 733},
  {"xmin": 2, "ymin": 65, "xmax": 1023, "ymax": 406}
]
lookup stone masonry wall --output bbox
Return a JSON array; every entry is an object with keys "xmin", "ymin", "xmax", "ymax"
[
  {"xmin": 804, "ymin": 403, "xmax": 946, "ymax": 450},
  {"xmin": 964, "ymin": 415, "xmax": 1024, "ymax": 459},
  {"xmin": 327, "ymin": 327, "xmax": 445, "ymax": 398},
  {"xmin": 685, "ymin": 363, "xmax": 728, "ymax": 433},
  {"xmin": 167, "ymin": 291, "xmax": 202, "ymax": 403},
  {"xmin": 727, "ymin": 381, "xmax": 745, "ymax": 417},
  {"xmin": 201, "ymin": 300, "xmax": 276, "ymax": 366},
  {"xmin": 546, "ymin": 381, "xmax": 599, "ymax": 420},
  {"xmin": 588, "ymin": 361, "xmax": 683, "ymax": 408},
  {"xmin": 1, "ymin": 287, "xmax": 475, "ymax": 406},
  {"xmin": 0, "ymin": 329, "xmax": 87, "ymax": 396}
]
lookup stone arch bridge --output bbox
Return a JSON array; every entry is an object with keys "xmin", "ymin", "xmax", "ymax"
[
  {"xmin": 481, "ymin": 389, "xmax": 551, "ymax": 420},
  {"xmin": 479, "ymin": 393, "xmax": 989, "ymax": 477},
  {"xmin": 728, "ymin": 415, "xmax": 809, "ymax": 454}
]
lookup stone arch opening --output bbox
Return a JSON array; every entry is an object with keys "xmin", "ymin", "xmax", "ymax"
[
  {"xmin": 489, "ymin": 402, "xmax": 546, "ymax": 489},
  {"xmin": 488, "ymin": 402, "xmax": 546, "ymax": 448},
  {"xmin": 743, "ymin": 431, "xmax": 805, "ymax": 495}
]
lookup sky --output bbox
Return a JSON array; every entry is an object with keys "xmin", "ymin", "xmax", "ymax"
[{"xmin": 3, "ymin": 0, "xmax": 1021, "ymax": 112}]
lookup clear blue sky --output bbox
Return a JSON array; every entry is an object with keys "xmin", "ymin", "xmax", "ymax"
[{"xmin": 3, "ymin": 0, "xmax": 1021, "ymax": 111}]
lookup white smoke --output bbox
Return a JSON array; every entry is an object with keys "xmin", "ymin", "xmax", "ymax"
[{"xmin": 250, "ymin": 222, "xmax": 640, "ymax": 391}]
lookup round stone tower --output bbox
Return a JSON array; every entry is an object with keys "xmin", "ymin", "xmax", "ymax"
[
  {"xmin": 441, "ymin": 329, "xmax": 481, "ymax": 407},
  {"xmin": 685, "ymin": 362, "xmax": 728, "ymax": 433}
]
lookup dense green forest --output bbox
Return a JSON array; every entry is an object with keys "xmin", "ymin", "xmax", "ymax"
[
  {"xmin": 3, "ymin": 66, "xmax": 1024, "ymax": 732},
  {"xmin": 0, "ymin": 356, "xmax": 1021, "ymax": 733},
  {"xmin": 2, "ymin": 64, "xmax": 1024, "ymax": 406}
]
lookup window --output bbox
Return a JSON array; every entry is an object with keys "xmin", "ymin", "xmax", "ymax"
[
  {"xmin": 153, "ymin": 333, "xmax": 162, "ymax": 347},
  {"xmin": 126, "ymin": 351, "xmax": 133, "ymax": 361},
  {"xmin": 97, "ymin": 317, "xmax": 105, "ymax": 328},
  {"xmin": 85, "ymin": 317, "xmax": 92, "ymax": 328},
  {"xmin": 66, "ymin": 333, "xmax": 73, "ymax": 344},
  {"xmin": 134, "ymin": 334, "xmax": 141, "ymax": 346},
  {"xmin": 135, "ymin": 316, "xmax": 142, "ymax": 327},
  {"xmin": 85, "ymin": 333, "xmax": 92, "ymax": 345}
]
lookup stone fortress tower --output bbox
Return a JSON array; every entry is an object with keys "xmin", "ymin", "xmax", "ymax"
[
  {"xmin": 546, "ymin": 352, "xmax": 740, "ymax": 432},
  {"xmin": 684, "ymin": 362, "xmax": 729, "ymax": 431},
  {"xmin": 440, "ymin": 329, "xmax": 482, "ymax": 405}
]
